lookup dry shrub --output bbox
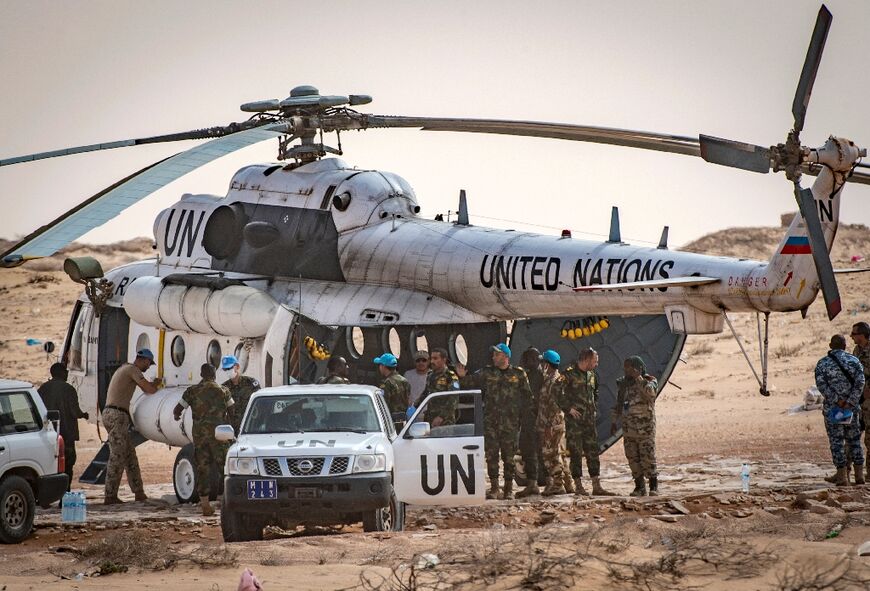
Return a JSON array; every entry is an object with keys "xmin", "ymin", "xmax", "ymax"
[
  {"xmin": 774, "ymin": 342, "xmax": 804, "ymax": 359},
  {"xmin": 76, "ymin": 531, "xmax": 238, "ymax": 572},
  {"xmin": 688, "ymin": 341, "xmax": 714, "ymax": 356},
  {"xmin": 27, "ymin": 272, "xmax": 60, "ymax": 284},
  {"xmin": 774, "ymin": 558, "xmax": 870, "ymax": 591}
]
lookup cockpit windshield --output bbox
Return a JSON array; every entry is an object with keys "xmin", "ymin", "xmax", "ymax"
[{"xmin": 242, "ymin": 394, "xmax": 381, "ymax": 434}]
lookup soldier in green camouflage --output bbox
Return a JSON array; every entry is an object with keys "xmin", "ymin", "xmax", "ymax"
[
  {"xmin": 611, "ymin": 356, "xmax": 658, "ymax": 497},
  {"xmin": 374, "ymin": 353, "xmax": 411, "ymax": 418},
  {"xmin": 536, "ymin": 350, "xmax": 567, "ymax": 496},
  {"xmin": 422, "ymin": 348, "xmax": 460, "ymax": 426},
  {"xmin": 516, "ymin": 347, "xmax": 545, "ymax": 497},
  {"xmin": 850, "ymin": 321, "xmax": 870, "ymax": 482},
  {"xmin": 174, "ymin": 364, "xmax": 234, "ymax": 516},
  {"xmin": 220, "ymin": 355, "xmax": 260, "ymax": 435},
  {"xmin": 317, "ymin": 356, "xmax": 351, "ymax": 385},
  {"xmin": 457, "ymin": 343, "xmax": 530, "ymax": 500},
  {"xmin": 561, "ymin": 348, "xmax": 614, "ymax": 496}
]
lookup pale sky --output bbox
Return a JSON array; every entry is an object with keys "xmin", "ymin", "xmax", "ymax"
[{"xmin": 1, "ymin": 0, "xmax": 868, "ymax": 250}]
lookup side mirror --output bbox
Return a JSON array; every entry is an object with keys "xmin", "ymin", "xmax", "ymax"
[
  {"xmin": 406, "ymin": 422, "xmax": 430, "ymax": 439},
  {"xmin": 215, "ymin": 424, "xmax": 236, "ymax": 442}
]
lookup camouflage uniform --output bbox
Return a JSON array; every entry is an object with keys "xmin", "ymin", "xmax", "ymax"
[
  {"xmin": 518, "ymin": 366, "xmax": 545, "ymax": 486},
  {"xmin": 853, "ymin": 343, "xmax": 870, "ymax": 455},
  {"xmin": 182, "ymin": 379, "xmax": 234, "ymax": 497},
  {"xmin": 102, "ymin": 407, "xmax": 145, "ymax": 499},
  {"xmin": 560, "ymin": 366, "xmax": 601, "ymax": 478},
  {"xmin": 461, "ymin": 365, "xmax": 530, "ymax": 486},
  {"xmin": 381, "ymin": 372, "xmax": 411, "ymax": 417},
  {"xmin": 222, "ymin": 375, "xmax": 260, "ymax": 435},
  {"xmin": 423, "ymin": 367, "xmax": 460, "ymax": 425},
  {"xmin": 536, "ymin": 370, "xmax": 566, "ymax": 485},
  {"xmin": 815, "ymin": 349, "xmax": 865, "ymax": 469},
  {"xmin": 613, "ymin": 375, "xmax": 658, "ymax": 480}
]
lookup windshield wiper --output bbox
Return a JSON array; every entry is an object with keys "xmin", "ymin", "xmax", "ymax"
[{"xmin": 315, "ymin": 428, "xmax": 369, "ymax": 434}]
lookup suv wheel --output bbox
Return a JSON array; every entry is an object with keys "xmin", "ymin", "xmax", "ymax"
[
  {"xmin": 220, "ymin": 508, "xmax": 264, "ymax": 542},
  {"xmin": 362, "ymin": 487, "xmax": 405, "ymax": 532},
  {"xmin": 0, "ymin": 476, "xmax": 36, "ymax": 544}
]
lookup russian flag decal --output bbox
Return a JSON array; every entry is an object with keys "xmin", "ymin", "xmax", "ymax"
[{"xmin": 781, "ymin": 236, "xmax": 812, "ymax": 255}]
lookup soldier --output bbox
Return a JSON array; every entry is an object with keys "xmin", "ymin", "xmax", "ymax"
[
  {"xmin": 456, "ymin": 343, "xmax": 530, "ymax": 500},
  {"xmin": 403, "ymin": 350, "xmax": 430, "ymax": 406},
  {"xmin": 174, "ymin": 363, "xmax": 234, "ymax": 516},
  {"xmin": 422, "ymin": 348, "xmax": 459, "ymax": 426},
  {"xmin": 374, "ymin": 353, "xmax": 411, "ymax": 418},
  {"xmin": 38, "ymin": 363, "xmax": 89, "ymax": 492},
  {"xmin": 815, "ymin": 334, "xmax": 865, "ymax": 486},
  {"xmin": 516, "ymin": 347, "xmax": 546, "ymax": 497},
  {"xmin": 103, "ymin": 349, "xmax": 161, "ymax": 504},
  {"xmin": 850, "ymin": 321, "xmax": 870, "ymax": 483},
  {"xmin": 221, "ymin": 355, "xmax": 260, "ymax": 435},
  {"xmin": 561, "ymin": 348, "xmax": 614, "ymax": 496},
  {"xmin": 611, "ymin": 356, "xmax": 658, "ymax": 497},
  {"xmin": 536, "ymin": 350, "xmax": 568, "ymax": 496},
  {"xmin": 317, "ymin": 356, "xmax": 351, "ymax": 385}
]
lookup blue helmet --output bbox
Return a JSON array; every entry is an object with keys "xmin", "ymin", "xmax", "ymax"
[
  {"xmin": 373, "ymin": 353, "xmax": 398, "ymax": 368},
  {"xmin": 828, "ymin": 407, "xmax": 854, "ymax": 425},
  {"xmin": 221, "ymin": 355, "xmax": 239, "ymax": 370},
  {"xmin": 541, "ymin": 349, "xmax": 561, "ymax": 366},
  {"xmin": 490, "ymin": 343, "xmax": 512, "ymax": 357}
]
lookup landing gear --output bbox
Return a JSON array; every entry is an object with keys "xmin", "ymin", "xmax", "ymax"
[
  {"xmin": 172, "ymin": 443, "xmax": 222, "ymax": 504},
  {"xmin": 724, "ymin": 311, "xmax": 771, "ymax": 397}
]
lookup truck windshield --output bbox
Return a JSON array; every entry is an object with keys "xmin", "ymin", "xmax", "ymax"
[{"xmin": 243, "ymin": 394, "xmax": 381, "ymax": 434}]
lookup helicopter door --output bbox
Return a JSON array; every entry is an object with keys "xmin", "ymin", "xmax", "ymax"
[
  {"xmin": 96, "ymin": 307, "xmax": 130, "ymax": 411},
  {"xmin": 392, "ymin": 391, "xmax": 485, "ymax": 506}
]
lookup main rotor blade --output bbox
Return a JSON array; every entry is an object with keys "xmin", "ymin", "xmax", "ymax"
[
  {"xmin": 792, "ymin": 5, "xmax": 832, "ymax": 133},
  {"xmin": 363, "ymin": 116, "xmax": 702, "ymax": 158},
  {"xmin": 0, "ymin": 121, "xmax": 267, "ymax": 167},
  {"xmin": 1, "ymin": 123, "xmax": 291, "ymax": 266},
  {"xmin": 699, "ymin": 135, "xmax": 771, "ymax": 173},
  {"xmin": 794, "ymin": 184, "xmax": 841, "ymax": 320}
]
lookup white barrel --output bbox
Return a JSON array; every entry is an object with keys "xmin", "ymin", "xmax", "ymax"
[
  {"xmin": 124, "ymin": 276, "xmax": 277, "ymax": 337},
  {"xmin": 129, "ymin": 387, "xmax": 194, "ymax": 447}
]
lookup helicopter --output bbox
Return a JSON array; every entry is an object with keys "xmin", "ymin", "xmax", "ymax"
[{"xmin": 1, "ymin": 4, "xmax": 867, "ymax": 502}]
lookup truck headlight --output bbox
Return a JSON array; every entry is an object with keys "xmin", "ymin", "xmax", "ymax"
[
  {"xmin": 227, "ymin": 457, "xmax": 259, "ymax": 475},
  {"xmin": 352, "ymin": 453, "xmax": 386, "ymax": 473}
]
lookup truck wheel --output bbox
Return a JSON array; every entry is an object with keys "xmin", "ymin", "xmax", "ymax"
[
  {"xmin": 362, "ymin": 487, "xmax": 405, "ymax": 532},
  {"xmin": 0, "ymin": 476, "xmax": 36, "ymax": 544},
  {"xmin": 220, "ymin": 508, "xmax": 264, "ymax": 542},
  {"xmin": 173, "ymin": 445, "xmax": 199, "ymax": 504}
]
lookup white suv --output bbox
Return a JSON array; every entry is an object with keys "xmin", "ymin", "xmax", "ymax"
[
  {"xmin": 218, "ymin": 384, "xmax": 486, "ymax": 542},
  {"xmin": 0, "ymin": 379, "xmax": 68, "ymax": 543}
]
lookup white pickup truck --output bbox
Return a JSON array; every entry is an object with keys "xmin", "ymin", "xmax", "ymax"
[
  {"xmin": 0, "ymin": 379, "xmax": 68, "ymax": 543},
  {"xmin": 217, "ymin": 384, "xmax": 485, "ymax": 541}
]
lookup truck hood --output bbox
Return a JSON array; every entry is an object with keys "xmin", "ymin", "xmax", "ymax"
[{"xmin": 229, "ymin": 431, "xmax": 389, "ymax": 457}]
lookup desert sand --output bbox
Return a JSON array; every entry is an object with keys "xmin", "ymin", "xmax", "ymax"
[{"xmin": 0, "ymin": 226, "xmax": 868, "ymax": 590}]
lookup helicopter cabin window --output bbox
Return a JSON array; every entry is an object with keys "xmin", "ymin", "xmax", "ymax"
[
  {"xmin": 171, "ymin": 335, "xmax": 186, "ymax": 367},
  {"xmin": 233, "ymin": 341, "xmax": 250, "ymax": 373},
  {"xmin": 66, "ymin": 302, "xmax": 92, "ymax": 372},
  {"xmin": 207, "ymin": 339, "xmax": 222, "ymax": 369}
]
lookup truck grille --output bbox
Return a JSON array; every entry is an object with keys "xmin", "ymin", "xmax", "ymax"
[{"xmin": 258, "ymin": 456, "xmax": 350, "ymax": 477}]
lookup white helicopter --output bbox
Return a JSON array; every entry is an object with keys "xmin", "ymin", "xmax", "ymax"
[{"xmin": 1, "ymin": 5, "xmax": 866, "ymax": 501}]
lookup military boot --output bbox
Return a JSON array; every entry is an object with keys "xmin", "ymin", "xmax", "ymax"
[
  {"xmin": 629, "ymin": 477, "xmax": 647, "ymax": 497},
  {"xmin": 486, "ymin": 483, "xmax": 500, "ymax": 500},
  {"xmin": 648, "ymin": 477, "xmax": 659, "ymax": 496},
  {"xmin": 832, "ymin": 467, "xmax": 848, "ymax": 487},
  {"xmin": 591, "ymin": 477, "xmax": 615, "ymax": 496},
  {"xmin": 562, "ymin": 473, "xmax": 575, "ymax": 494},
  {"xmin": 103, "ymin": 495, "xmax": 123, "ymax": 505},
  {"xmin": 542, "ymin": 479, "xmax": 567, "ymax": 497},
  {"xmin": 854, "ymin": 464, "xmax": 865, "ymax": 485},
  {"xmin": 573, "ymin": 477, "xmax": 589, "ymax": 496},
  {"xmin": 516, "ymin": 482, "xmax": 540, "ymax": 498},
  {"xmin": 501, "ymin": 481, "xmax": 515, "ymax": 500},
  {"xmin": 201, "ymin": 497, "xmax": 215, "ymax": 516}
]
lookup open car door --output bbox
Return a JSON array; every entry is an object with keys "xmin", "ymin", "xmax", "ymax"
[{"xmin": 392, "ymin": 390, "xmax": 485, "ymax": 506}]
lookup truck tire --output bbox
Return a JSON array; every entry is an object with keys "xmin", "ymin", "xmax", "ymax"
[
  {"xmin": 173, "ymin": 444, "xmax": 223, "ymax": 504},
  {"xmin": 0, "ymin": 476, "xmax": 36, "ymax": 544},
  {"xmin": 362, "ymin": 486, "xmax": 405, "ymax": 532},
  {"xmin": 220, "ymin": 508, "xmax": 264, "ymax": 542}
]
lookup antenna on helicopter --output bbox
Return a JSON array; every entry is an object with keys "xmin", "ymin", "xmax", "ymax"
[
  {"xmin": 456, "ymin": 190, "xmax": 470, "ymax": 226},
  {"xmin": 658, "ymin": 226, "xmax": 670, "ymax": 250},
  {"xmin": 607, "ymin": 207, "xmax": 622, "ymax": 243}
]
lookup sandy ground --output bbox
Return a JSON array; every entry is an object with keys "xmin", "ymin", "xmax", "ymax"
[{"xmin": 1, "ymin": 228, "xmax": 869, "ymax": 590}]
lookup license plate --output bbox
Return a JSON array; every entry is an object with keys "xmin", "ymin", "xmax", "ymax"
[
  {"xmin": 294, "ymin": 487, "xmax": 320, "ymax": 499},
  {"xmin": 247, "ymin": 479, "xmax": 277, "ymax": 500}
]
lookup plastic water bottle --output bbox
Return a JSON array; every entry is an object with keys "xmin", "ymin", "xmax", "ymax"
[
  {"xmin": 75, "ymin": 491, "xmax": 87, "ymax": 523},
  {"xmin": 406, "ymin": 405, "xmax": 416, "ymax": 420},
  {"xmin": 740, "ymin": 463, "xmax": 751, "ymax": 493},
  {"xmin": 61, "ymin": 492, "xmax": 73, "ymax": 523}
]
